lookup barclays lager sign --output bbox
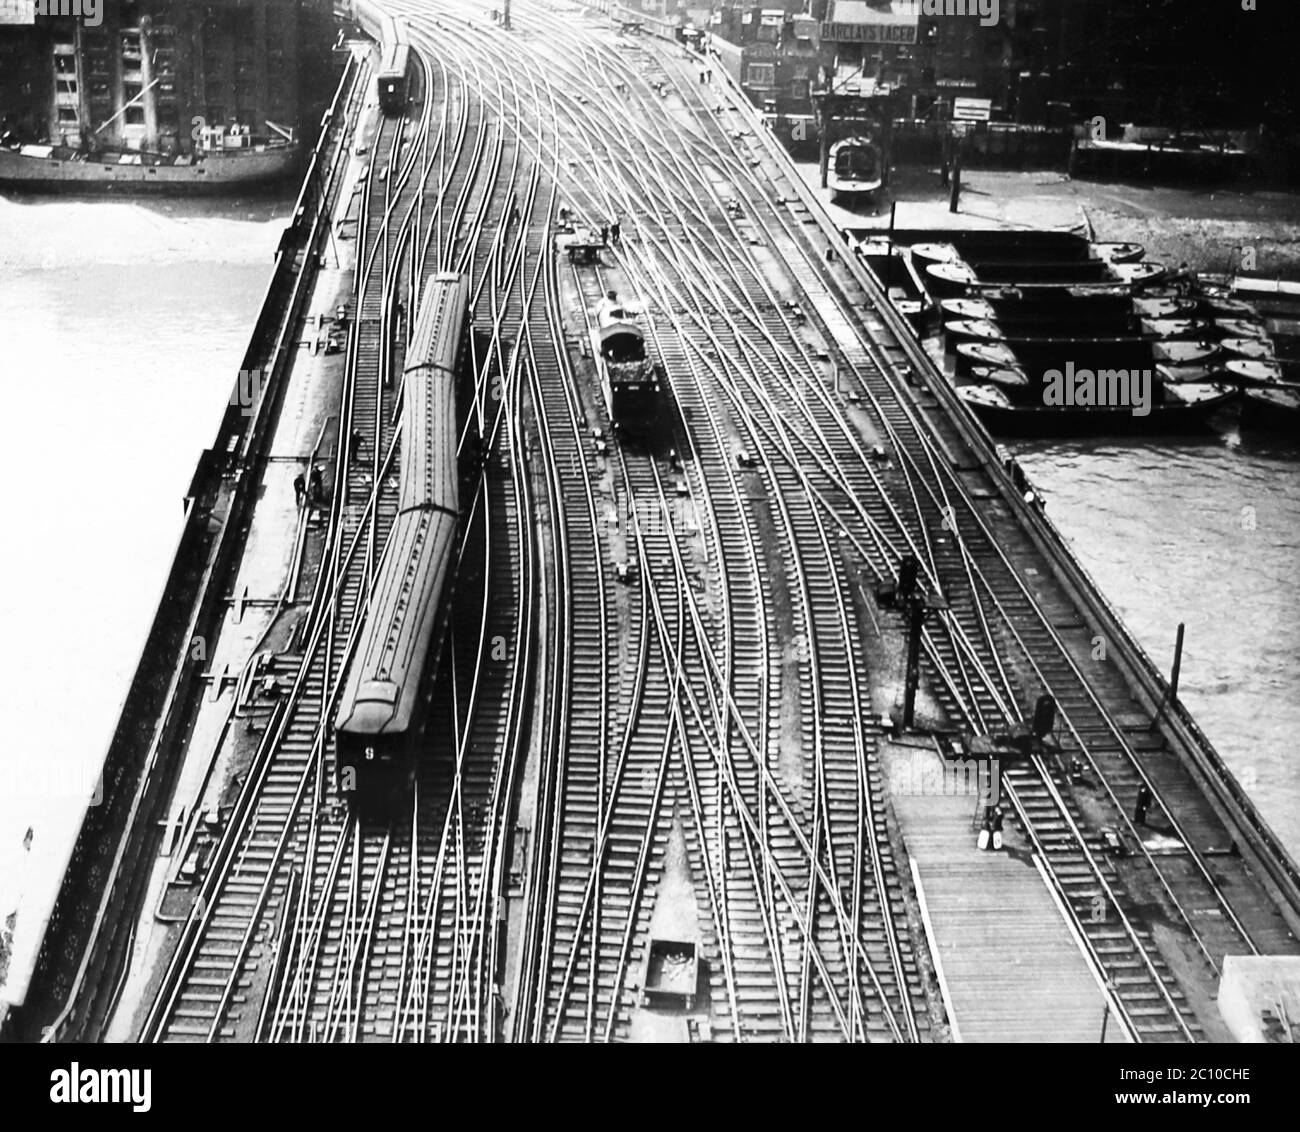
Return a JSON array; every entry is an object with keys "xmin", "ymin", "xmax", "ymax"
[
  {"xmin": 819, "ymin": 0, "xmax": 920, "ymax": 44},
  {"xmin": 820, "ymin": 21, "xmax": 919, "ymax": 44}
]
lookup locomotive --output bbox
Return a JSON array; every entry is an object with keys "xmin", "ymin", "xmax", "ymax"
[{"xmin": 592, "ymin": 291, "xmax": 662, "ymax": 432}]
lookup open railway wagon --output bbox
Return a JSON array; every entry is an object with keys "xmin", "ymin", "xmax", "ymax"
[{"xmin": 333, "ymin": 273, "xmax": 473, "ymax": 802}]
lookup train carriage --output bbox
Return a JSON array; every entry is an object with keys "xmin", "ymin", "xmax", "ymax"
[
  {"xmin": 377, "ymin": 43, "xmax": 411, "ymax": 115},
  {"xmin": 334, "ymin": 273, "xmax": 471, "ymax": 799},
  {"xmin": 373, "ymin": 11, "xmax": 411, "ymax": 116}
]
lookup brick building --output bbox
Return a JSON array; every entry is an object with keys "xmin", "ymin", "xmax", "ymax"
[
  {"xmin": 706, "ymin": 0, "xmax": 1293, "ymax": 138},
  {"xmin": 711, "ymin": 6, "xmax": 819, "ymax": 116},
  {"xmin": 0, "ymin": 0, "xmax": 335, "ymax": 155}
]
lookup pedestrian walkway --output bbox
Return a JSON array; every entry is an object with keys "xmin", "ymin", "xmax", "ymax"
[{"xmin": 895, "ymin": 791, "xmax": 1128, "ymax": 1042}]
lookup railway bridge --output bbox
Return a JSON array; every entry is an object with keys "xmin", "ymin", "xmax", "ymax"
[{"xmin": 5, "ymin": 0, "xmax": 1299, "ymax": 1045}]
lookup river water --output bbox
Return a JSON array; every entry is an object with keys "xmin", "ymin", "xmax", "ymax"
[
  {"xmin": 1009, "ymin": 434, "xmax": 1300, "ymax": 858},
  {"xmin": 0, "ymin": 190, "xmax": 1297, "ymax": 1003},
  {"xmin": 0, "ymin": 191, "xmax": 289, "ymax": 998}
]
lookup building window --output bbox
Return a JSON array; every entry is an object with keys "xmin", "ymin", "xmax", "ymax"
[{"xmin": 747, "ymin": 63, "xmax": 775, "ymax": 87}]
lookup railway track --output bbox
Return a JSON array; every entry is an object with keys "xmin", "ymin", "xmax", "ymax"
[
  {"xmin": 441, "ymin": 10, "xmax": 931, "ymax": 1039},
  {"xmin": 419, "ymin": 0, "xmax": 1294, "ymax": 1041},
  {"xmin": 138, "ymin": 48, "xmax": 437, "ymax": 1041},
  {"xmin": 138, "ymin": 32, "xmax": 542, "ymax": 1041},
  {"xmin": 648, "ymin": 25, "xmax": 1287, "ymax": 1038},
  {"xmin": 112, "ymin": 0, "xmax": 1297, "ymax": 1044}
]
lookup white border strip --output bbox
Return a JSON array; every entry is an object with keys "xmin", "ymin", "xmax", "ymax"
[{"xmin": 908, "ymin": 857, "xmax": 962, "ymax": 1043}]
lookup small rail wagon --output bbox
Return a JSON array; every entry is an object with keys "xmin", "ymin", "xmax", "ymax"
[{"xmin": 641, "ymin": 938, "xmax": 700, "ymax": 1011}]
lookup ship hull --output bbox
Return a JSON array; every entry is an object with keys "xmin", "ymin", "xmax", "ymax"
[
  {"xmin": 1240, "ymin": 386, "xmax": 1300, "ymax": 433},
  {"xmin": 0, "ymin": 145, "xmax": 301, "ymax": 195},
  {"xmin": 959, "ymin": 387, "xmax": 1236, "ymax": 437}
]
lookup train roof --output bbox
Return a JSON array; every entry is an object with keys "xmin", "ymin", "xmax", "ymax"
[
  {"xmin": 335, "ymin": 276, "xmax": 466, "ymax": 747},
  {"xmin": 336, "ymin": 509, "xmax": 456, "ymax": 738},
  {"xmin": 400, "ymin": 357, "xmax": 458, "ymax": 512},
  {"xmin": 829, "ymin": 136, "xmax": 878, "ymax": 154},
  {"xmin": 378, "ymin": 41, "xmax": 410, "ymax": 80},
  {"xmin": 376, "ymin": 11, "xmax": 409, "ymax": 46},
  {"xmin": 599, "ymin": 320, "xmax": 642, "ymax": 351},
  {"xmin": 407, "ymin": 273, "xmax": 471, "ymax": 374}
]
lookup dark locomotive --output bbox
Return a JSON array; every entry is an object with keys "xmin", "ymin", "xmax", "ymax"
[
  {"xmin": 334, "ymin": 272, "xmax": 472, "ymax": 799},
  {"xmin": 592, "ymin": 290, "xmax": 662, "ymax": 432}
]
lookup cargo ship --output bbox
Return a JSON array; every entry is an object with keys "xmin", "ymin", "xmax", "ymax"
[{"xmin": 0, "ymin": 126, "xmax": 299, "ymax": 193}]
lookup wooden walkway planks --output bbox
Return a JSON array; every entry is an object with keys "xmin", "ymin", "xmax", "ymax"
[{"xmin": 895, "ymin": 793, "xmax": 1128, "ymax": 1043}]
